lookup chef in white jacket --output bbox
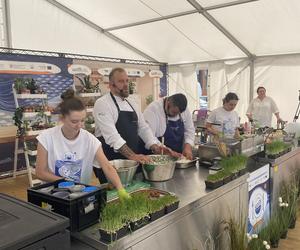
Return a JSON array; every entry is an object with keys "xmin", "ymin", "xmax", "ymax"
[
  {"xmin": 143, "ymin": 93, "xmax": 195, "ymax": 160},
  {"xmin": 246, "ymin": 86, "xmax": 282, "ymax": 127}
]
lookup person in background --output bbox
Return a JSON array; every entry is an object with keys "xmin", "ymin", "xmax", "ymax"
[
  {"xmin": 206, "ymin": 92, "xmax": 240, "ymax": 139},
  {"xmin": 93, "ymin": 67, "xmax": 171, "ymax": 183},
  {"xmin": 35, "ymin": 89, "xmax": 130, "ymax": 201},
  {"xmin": 246, "ymin": 86, "xmax": 282, "ymax": 127},
  {"xmin": 143, "ymin": 93, "xmax": 195, "ymax": 160}
]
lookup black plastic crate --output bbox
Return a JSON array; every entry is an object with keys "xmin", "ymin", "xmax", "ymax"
[{"xmin": 27, "ymin": 179, "xmax": 107, "ymax": 232}]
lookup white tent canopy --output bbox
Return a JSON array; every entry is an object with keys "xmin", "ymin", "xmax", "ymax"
[{"xmin": 2, "ymin": 0, "xmax": 300, "ymax": 125}]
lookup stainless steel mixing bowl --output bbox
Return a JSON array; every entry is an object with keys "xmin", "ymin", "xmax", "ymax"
[{"xmin": 142, "ymin": 155, "xmax": 176, "ymax": 182}]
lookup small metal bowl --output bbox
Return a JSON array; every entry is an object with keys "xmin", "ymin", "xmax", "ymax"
[{"xmin": 175, "ymin": 157, "xmax": 199, "ymax": 169}]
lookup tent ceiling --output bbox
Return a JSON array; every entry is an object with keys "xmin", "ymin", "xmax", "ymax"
[
  {"xmin": 111, "ymin": 13, "xmax": 245, "ymax": 64},
  {"xmin": 209, "ymin": 0, "xmax": 300, "ymax": 56},
  {"xmin": 6, "ymin": 0, "xmax": 300, "ymax": 64}
]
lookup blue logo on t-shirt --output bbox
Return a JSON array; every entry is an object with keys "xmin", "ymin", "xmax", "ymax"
[{"xmin": 54, "ymin": 152, "xmax": 82, "ymax": 182}]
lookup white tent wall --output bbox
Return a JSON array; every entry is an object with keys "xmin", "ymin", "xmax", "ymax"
[
  {"xmin": 207, "ymin": 60, "xmax": 250, "ymax": 123},
  {"xmin": 8, "ymin": 0, "xmax": 147, "ymax": 60},
  {"xmin": 253, "ymin": 55, "xmax": 300, "ymax": 126},
  {"xmin": 168, "ymin": 65, "xmax": 199, "ymax": 113}
]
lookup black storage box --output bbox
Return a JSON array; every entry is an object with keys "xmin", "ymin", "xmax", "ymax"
[
  {"xmin": 0, "ymin": 193, "xmax": 70, "ymax": 250},
  {"xmin": 27, "ymin": 179, "xmax": 107, "ymax": 232}
]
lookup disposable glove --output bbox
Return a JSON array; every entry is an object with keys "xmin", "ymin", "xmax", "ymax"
[{"xmin": 117, "ymin": 188, "xmax": 131, "ymax": 202}]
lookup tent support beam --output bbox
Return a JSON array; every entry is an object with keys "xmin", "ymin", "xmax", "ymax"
[
  {"xmin": 249, "ymin": 58, "xmax": 254, "ymax": 102},
  {"xmin": 170, "ymin": 51, "xmax": 300, "ymax": 66},
  {"xmin": 187, "ymin": 0, "xmax": 254, "ymax": 58},
  {"xmin": 45, "ymin": 0, "xmax": 158, "ymax": 62},
  {"xmin": 205, "ymin": 0, "xmax": 259, "ymax": 11},
  {"xmin": 2, "ymin": 0, "xmax": 12, "ymax": 48},
  {"xmin": 105, "ymin": 0, "xmax": 259, "ymax": 32},
  {"xmin": 104, "ymin": 10, "xmax": 198, "ymax": 32},
  {"xmin": 170, "ymin": 57, "xmax": 249, "ymax": 66}
]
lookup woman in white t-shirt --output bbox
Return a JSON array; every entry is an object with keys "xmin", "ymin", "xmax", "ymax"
[
  {"xmin": 206, "ymin": 92, "xmax": 240, "ymax": 139},
  {"xmin": 36, "ymin": 89, "xmax": 130, "ymax": 200}
]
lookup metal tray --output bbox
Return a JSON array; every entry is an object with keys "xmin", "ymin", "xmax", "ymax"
[
  {"xmin": 109, "ymin": 187, "xmax": 176, "ymax": 203},
  {"xmin": 175, "ymin": 157, "xmax": 199, "ymax": 169}
]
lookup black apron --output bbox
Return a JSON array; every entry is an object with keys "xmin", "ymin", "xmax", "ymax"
[{"xmin": 93, "ymin": 92, "xmax": 139, "ymax": 183}]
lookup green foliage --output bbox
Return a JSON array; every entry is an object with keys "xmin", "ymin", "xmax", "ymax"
[
  {"xmin": 100, "ymin": 202, "xmax": 126, "ymax": 233},
  {"xmin": 266, "ymin": 140, "xmax": 289, "ymax": 155},
  {"xmin": 100, "ymin": 192, "xmax": 179, "ymax": 233},
  {"xmin": 206, "ymin": 154, "xmax": 248, "ymax": 182},
  {"xmin": 220, "ymin": 154, "xmax": 248, "ymax": 172},
  {"xmin": 12, "ymin": 107, "xmax": 24, "ymax": 136},
  {"xmin": 14, "ymin": 78, "xmax": 26, "ymax": 94},
  {"xmin": 207, "ymin": 170, "xmax": 230, "ymax": 182},
  {"xmin": 247, "ymin": 238, "xmax": 265, "ymax": 250},
  {"xmin": 25, "ymin": 78, "xmax": 38, "ymax": 93},
  {"xmin": 279, "ymin": 180, "xmax": 299, "ymax": 232},
  {"xmin": 268, "ymin": 213, "xmax": 282, "ymax": 242},
  {"xmin": 224, "ymin": 216, "xmax": 247, "ymax": 250}
]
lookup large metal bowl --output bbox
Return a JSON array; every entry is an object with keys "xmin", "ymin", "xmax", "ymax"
[
  {"xmin": 142, "ymin": 155, "xmax": 176, "ymax": 182},
  {"xmin": 109, "ymin": 159, "xmax": 139, "ymax": 187}
]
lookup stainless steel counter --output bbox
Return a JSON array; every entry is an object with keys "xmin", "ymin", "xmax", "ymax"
[
  {"xmin": 268, "ymin": 148, "xmax": 300, "ymax": 212},
  {"xmin": 72, "ymin": 165, "xmax": 249, "ymax": 250}
]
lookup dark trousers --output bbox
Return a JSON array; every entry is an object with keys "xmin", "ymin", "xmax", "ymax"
[{"xmin": 93, "ymin": 167, "xmax": 108, "ymax": 184}]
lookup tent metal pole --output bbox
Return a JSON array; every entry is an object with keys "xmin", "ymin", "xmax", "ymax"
[
  {"xmin": 256, "ymin": 52, "xmax": 300, "ymax": 60},
  {"xmin": 249, "ymin": 58, "xmax": 255, "ymax": 102},
  {"xmin": 170, "ymin": 57, "xmax": 248, "ymax": 66},
  {"xmin": 105, "ymin": 0, "xmax": 259, "ymax": 32},
  {"xmin": 187, "ymin": 0, "xmax": 254, "ymax": 58},
  {"xmin": 2, "ymin": 0, "xmax": 12, "ymax": 48},
  {"xmin": 45, "ymin": 0, "xmax": 158, "ymax": 62},
  {"xmin": 205, "ymin": 0, "xmax": 259, "ymax": 11},
  {"xmin": 105, "ymin": 10, "xmax": 198, "ymax": 32},
  {"xmin": 170, "ymin": 51, "xmax": 300, "ymax": 66}
]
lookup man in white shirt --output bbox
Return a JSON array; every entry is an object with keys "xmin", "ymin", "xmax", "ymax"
[
  {"xmin": 246, "ymin": 86, "xmax": 282, "ymax": 127},
  {"xmin": 143, "ymin": 94, "xmax": 195, "ymax": 160},
  {"xmin": 93, "ymin": 68, "xmax": 167, "ymax": 182}
]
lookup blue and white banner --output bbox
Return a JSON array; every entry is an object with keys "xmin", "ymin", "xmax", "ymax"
[
  {"xmin": 0, "ymin": 53, "xmax": 73, "ymax": 126},
  {"xmin": 247, "ymin": 164, "xmax": 271, "ymax": 234}
]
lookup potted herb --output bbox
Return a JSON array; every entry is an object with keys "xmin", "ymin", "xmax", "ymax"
[
  {"xmin": 158, "ymin": 194, "xmax": 179, "ymax": 214},
  {"xmin": 205, "ymin": 170, "xmax": 225, "ymax": 189},
  {"xmin": 75, "ymin": 75, "xmax": 94, "ymax": 93},
  {"xmin": 99, "ymin": 202, "xmax": 128, "ymax": 242},
  {"xmin": 25, "ymin": 78, "xmax": 38, "ymax": 94},
  {"xmin": 12, "ymin": 107, "xmax": 25, "ymax": 136},
  {"xmin": 147, "ymin": 195, "xmax": 165, "ymax": 221},
  {"xmin": 123, "ymin": 193, "xmax": 150, "ymax": 231},
  {"xmin": 266, "ymin": 140, "xmax": 290, "ymax": 159},
  {"xmin": 14, "ymin": 78, "xmax": 27, "ymax": 94},
  {"xmin": 223, "ymin": 216, "xmax": 247, "ymax": 250},
  {"xmin": 268, "ymin": 214, "xmax": 281, "ymax": 248}
]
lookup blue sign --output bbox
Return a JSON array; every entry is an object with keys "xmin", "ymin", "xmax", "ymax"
[{"xmin": 247, "ymin": 164, "xmax": 270, "ymax": 234}]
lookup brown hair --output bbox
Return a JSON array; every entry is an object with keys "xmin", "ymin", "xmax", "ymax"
[
  {"xmin": 256, "ymin": 86, "xmax": 266, "ymax": 93},
  {"xmin": 223, "ymin": 92, "xmax": 239, "ymax": 104},
  {"xmin": 109, "ymin": 68, "xmax": 126, "ymax": 82},
  {"xmin": 58, "ymin": 89, "xmax": 85, "ymax": 116}
]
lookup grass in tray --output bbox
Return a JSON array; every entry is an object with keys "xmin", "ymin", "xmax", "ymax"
[
  {"xmin": 266, "ymin": 140, "xmax": 289, "ymax": 155},
  {"xmin": 100, "ymin": 191, "xmax": 179, "ymax": 233},
  {"xmin": 100, "ymin": 202, "xmax": 126, "ymax": 233},
  {"xmin": 207, "ymin": 170, "xmax": 228, "ymax": 182},
  {"xmin": 220, "ymin": 154, "xmax": 247, "ymax": 172}
]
